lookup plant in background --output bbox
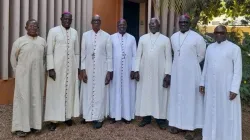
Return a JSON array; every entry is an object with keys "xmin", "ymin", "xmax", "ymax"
[{"xmin": 240, "ymin": 32, "xmax": 250, "ymax": 103}]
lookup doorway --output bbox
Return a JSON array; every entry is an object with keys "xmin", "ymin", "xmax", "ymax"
[{"xmin": 123, "ymin": 0, "xmax": 140, "ymax": 43}]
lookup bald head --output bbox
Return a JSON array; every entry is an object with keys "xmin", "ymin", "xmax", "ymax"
[
  {"xmin": 25, "ymin": 19, "xmax": 39, "ymax": 37},
  {"xmin": 92, "ymin": 15, "xmax": 101, "ymax": 21},
  {"xmin": 26, "ymin": 19, "xmax": 38, "ymax": 26},
  {"xmin": 214, "ymin": 25, "xmax": 227, "ymax": 32},
  {"xmin": 117, "ymin": 18, "xmax": 127, "ymax": 35},
  {"xmin": 149, "ymin": 17, "xmax": 160, "ymax": 34},
  {"xmin": 214, "ymin": 25, "xmax": 227, "ymax": 43},
  {"xmin": 92, "ymin": 15, "xmax": 101, "ymax": 32},
  {"xmin": 150, "ymin": 17, "xmax": 160, "ymax": 25},
  {"xmin": 117, "ymin": 18, "xmax": 127, "ymax": 25}
]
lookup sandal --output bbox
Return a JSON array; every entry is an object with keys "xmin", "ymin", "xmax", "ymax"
[{"xmin": 15, "ymin": 131, "xmax": 27, "ymax": 137}]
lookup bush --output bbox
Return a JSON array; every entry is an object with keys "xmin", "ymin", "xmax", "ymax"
[{"xmin": 240, "ymin": 33, "xmax": 250, "ymax": 103}]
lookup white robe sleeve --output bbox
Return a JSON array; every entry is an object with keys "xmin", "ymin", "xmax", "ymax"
[
  {"xmin": 75, "ymin": 33, "xmax": 80, "ymax": 69},
  {"xmin": 135, "ymin": 37, "xmax": 143, "ymax": 71},
  {"xmin": 165, "ymin": 38, "xmax": 172, "ymax": 75},
  {"xmin": 10, "ymin": 39, "xmax": 20, "ymax": 77},
  {"xmin": 196, "ymin": 36, "xmax": 206, "ymax": 63},
  {"xmin": 200, "ymin": 49, "xmax": 209, "ymax": 86},
  {"xmin": 46, "ymin": 29, "xmax": 56, "ymax": 70},
  {"xmin": 230, "ymin": 47, "xmax": 242, "ymax": 94},
  {"xmin": 131, "ymin": 37, "xmax": 137, "ymax": 71},
  {"xmin": 106, "ymin": 35, "xmax": 113, "ymax": 72},
  {"xmin": 81, "ymin": 33, "xmax": 86, "ymax": 70}
]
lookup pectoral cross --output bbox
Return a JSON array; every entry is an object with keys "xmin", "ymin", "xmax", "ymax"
[{"xmin": 92, "ymin": 53, "xmax": 95, "ymax": 59}]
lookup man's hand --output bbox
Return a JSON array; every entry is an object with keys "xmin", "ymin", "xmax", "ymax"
[
  {"xmin": 81, "ymin": 69, "xmax": 88, "ymax": 83},
  {"xmin": 199, "ymin": 86, "xmax": 205, "ymax": 94},
  {"xmin": 110, "ymin": 72, "xmax": 113, "ymax": 80},
  {"xmin": 130, "ymin": 71, "xmax": 135, "ymax": 80},
  {"xmin": 78, "ymin": 69, "xmax": 82, "ymax": 80},
  {"xmin": 134, "ymin": 71, "xmax": 140, "ymax": 81},
  {"xmin": 229, "ymin": 92, "xmax": 237, "ymax": 100},
  {"xmin": 48, "ymin": 69, "xmax": 56, "ymax": 81},
  {"xmin": 105, "ymin": 71, "xmax": 112, "ymax": 85},
  {"xmin": 163, "ymin": 74, "xmax": 171, "ymax": 88}
]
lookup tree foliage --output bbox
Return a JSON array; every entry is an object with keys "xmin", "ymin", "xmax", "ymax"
[{"xmin": 179, "ymin": 0, "xmax": 250, "ymax": 28}]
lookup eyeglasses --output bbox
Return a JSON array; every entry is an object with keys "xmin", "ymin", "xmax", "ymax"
[
  {"xmin": 214, "ymin": 32, "xmax": 226, "ymax": 35},
  {"xmin": 179, "ymin": 21, "xmax": 189, "ymax": 24},
  {"xmin": 92, "ymin": 20, "xmax": 101, "ymax": 23}
]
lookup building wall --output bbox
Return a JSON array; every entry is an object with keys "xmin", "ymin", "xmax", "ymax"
[
  {"xmin": 0, "ymin": 0, "xmax": 91, "ymax": 104},
  {"xmin": 93, "ymin": 0, "xmax": 122, "ymax": 34},
  {"xmin": 139, "ymin": 3, "xmax": 147, "ymax": 37},
  {"xmin": 0, "ymin": 0, "xmax": 123, "ymax": 105}
]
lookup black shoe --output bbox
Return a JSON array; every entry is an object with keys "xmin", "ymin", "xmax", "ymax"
[
  {"xmin": 30, "ymin": 128, "xmax": 40, "ymax": 133},
  {"xmin": 15, "ymin": 131, "xmax": 28, "ymax": 137},
  {"xmin": 156, "ymin": 119, "xmax": 167, "ymax": 130},
  {"xmin": 138, "ymin": 119, "xmax": 151, "ymax": 127},
  {"xmin": 48, "ymin": 122, "xmax": 57, "ymax": 131},
  {"xmin": 81, "ymin": 119, "xmax": 86, "ymax": 124},
  {"xmin": 157, "ymin": 122, "xmax": 167, "ymax": 130},
  {"xmin": 93, "ymin": 121, "xmax": 103, "ymax": 129},
  {"xmin": 168, "ymin": 127, "xmax": 182, "ymax": 134},
  {"xmin": 110, "ymin": 118, "xmax": 116, "ymax": 124},
  {"xmin": 64, "ymin": 119, "xmax": 73, "ymax": 126},
  {"xmin": 122, "ymin": 118, "xmax": 131, "ymax": 124}
]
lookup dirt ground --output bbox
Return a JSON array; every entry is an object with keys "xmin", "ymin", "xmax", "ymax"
[{"xmin": 0, "ymin": 105, "xmax": 249, "ymax": 140}]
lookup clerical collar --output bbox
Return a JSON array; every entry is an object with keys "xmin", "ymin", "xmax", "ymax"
[
  {"xmin": 118, "ymin": 32, "xmax": 126, "ymax": 36},
  {"xmin": 180, "ymin": 29, "xmax": 190, "ymax": 34},
  {"xmin": 60, "ymin": 25, "xmax": 70, "ymax": 30},
  {"xmin": 217, "ymin": 40, "xmax": 228, "ymax": 45},
  {"xmin": 92, "ymin": 29, "xmax": 101, "ymax": 34},
  {"xmin": 150, "ymin": 32, "xmax": 160, "ymax": 35}
]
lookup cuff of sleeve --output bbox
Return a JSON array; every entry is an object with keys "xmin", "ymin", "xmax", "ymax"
[
  {"xmin": 164, "ymin": 70, "xmax": 171, "ymax": 75},
  {"xmin": 230, "ymin": 87, "xmax": 239, "ymax": 95},
  {"xmin": 135, "ymin": 65, "xmax": 139, "ymax": 71},
  {"xmin": 46, "ymin": 55, "xmax": 54, "ymax": 70},
  {"xmin": 81, "ymin": 62, "xmax": 86, "ymax": 70},
  {"xmin": 200, "ymin": 82, "xmax": 205, "ymax": 87}
]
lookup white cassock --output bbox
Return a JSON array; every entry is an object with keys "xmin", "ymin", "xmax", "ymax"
[
  {"xmin": 135, "ymin": 32, "xmax": 172, "ymax": 119},
  {"xmin": 80, "ymin": 30, "xmax": 112, "ymax": 121},
  {"xmin": 167, "ymin": 30, "xmax": 206, "ymax": 130},
  {"xmin": 45, "ymin": 25, "xmax": 80, "ymax": 122},
  {"xmin": 200, "ymin": 40, "xmax": 242, "ymax": 140},
  {"xmin": 10, "ymin": 35, "xmax": 46, "ymax": 132},
  {"xmin": 109, "ymin": 32, "xmax": 136, "ymax": 121}
]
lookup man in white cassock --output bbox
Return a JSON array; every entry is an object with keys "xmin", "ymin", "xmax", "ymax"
[
  {"xmin": 45, "ymin": 12, "xmax": 80, "ymax": 131},
  {"xmin": 10, "ymin": 19, "xmax": 46, "ymax": 137},
  {"xmin": 167, "ymin": 14, "xmax": 206, "ymax": 139},
  {"xmin": 109, "ymin": 19, "xmax": 136, "ymax": 124},
  {"xmin": 134, "ymin": 18, "xmax": 172, "ymax": 130},
  {"xmin": 80, "ymin": 15, "xmax": 113, "ymax": 129},
  {"xmin": 200, "ymin": 25, "xmax": 242, "ymax": 140}
]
